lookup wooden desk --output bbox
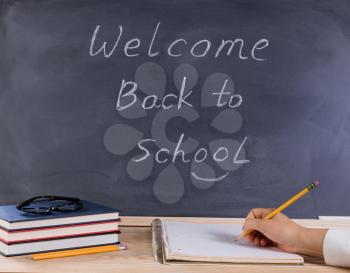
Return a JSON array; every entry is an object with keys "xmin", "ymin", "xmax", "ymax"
[{"xmin": 0, "ymin": 217, "xmax": 349, "ymax": 273}]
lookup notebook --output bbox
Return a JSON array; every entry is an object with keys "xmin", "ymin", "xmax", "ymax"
[{"xmin": 152, "ymin": 219, "xmax": 303, "ymax": 264}]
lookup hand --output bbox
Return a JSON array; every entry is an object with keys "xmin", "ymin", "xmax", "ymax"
[{"xmin": 242, "ymin": 208, "xmax": 327, "ymax": 258}]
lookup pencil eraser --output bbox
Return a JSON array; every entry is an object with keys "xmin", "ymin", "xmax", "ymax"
[{"xmin": 314, "ymin": 180, "xmax": 320, "ymax": 186}]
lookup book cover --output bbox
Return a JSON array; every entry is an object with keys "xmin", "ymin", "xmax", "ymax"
[
  {"xmin": 0, "ymin": 201, "xmax": 118, "ymax": 223},
  {"xmin": 0, "ymin": 201, "xmax": 120, "ymax": 231}
]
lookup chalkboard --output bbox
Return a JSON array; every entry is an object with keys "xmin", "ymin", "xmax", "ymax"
[{"xmin": 1, "ymin": 0, "xmax": 350, "ymax": 218}]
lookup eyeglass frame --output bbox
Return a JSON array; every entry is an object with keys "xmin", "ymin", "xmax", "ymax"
[{"xmin": 16, "ymin": 195, "xmax": 83, "ymax": 214}]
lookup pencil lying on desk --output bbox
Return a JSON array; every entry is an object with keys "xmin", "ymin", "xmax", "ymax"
[
  {"xmin": 235, "ymin": 180, "xmax": 320, "ymax": 241},
  {"xmin": 32, "ymin": 244, "xmax": 127, "ymax": 260}
]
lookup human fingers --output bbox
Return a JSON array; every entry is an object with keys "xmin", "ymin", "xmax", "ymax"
[
  {"xmin": 260, "ymin": 237, "xmax": 271, "ymax": 247},
  {"xmin": 245, "ymin": 208, "xmax": 276, "ymax": 220},
  {"xmin": 247, "ymin": 230, "xmax": 260, "ymax": 242},
  {"xmin": 254, "ymin": 235, "xmax": 261, "ymax": 246},
  {"xmin": 243, "ymin": 218, "xmax": 275, "ymax": 237}
]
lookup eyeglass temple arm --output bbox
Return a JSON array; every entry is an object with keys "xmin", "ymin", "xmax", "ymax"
[{"xmin": 17, "ymin": 195, "xmax": 81, "ymax": 209}]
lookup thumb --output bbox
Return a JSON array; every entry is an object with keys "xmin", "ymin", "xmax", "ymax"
[{"xmin": 243, "ymin": 218, "xmax": 270, "ymax": 234}]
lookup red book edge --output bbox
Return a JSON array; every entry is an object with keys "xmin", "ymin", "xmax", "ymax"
[
  {"xmin": 1, "ymin": 218, "xmax": 121, "ymax": 233},
  {"xmin": 1, "ymin": 229, "xmax": 120, "ymax": 245}
]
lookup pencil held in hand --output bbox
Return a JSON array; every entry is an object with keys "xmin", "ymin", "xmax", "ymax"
[{"xmin": 235, "ymin": 181, "xmax": 320, "ymax": 241}]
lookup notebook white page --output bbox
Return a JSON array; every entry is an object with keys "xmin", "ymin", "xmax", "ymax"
[{"xmin": 162, "ymin": 221, "xmax": 303, "ymax": 264}]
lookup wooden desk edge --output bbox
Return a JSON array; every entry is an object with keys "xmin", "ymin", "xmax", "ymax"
[
  {"xmin": 120, "ymin": 216, "xmax": 350, "ymax": 228},
  {"xmin": 0, "ymin": 216, "xmax": 349, "ymax": 273}
]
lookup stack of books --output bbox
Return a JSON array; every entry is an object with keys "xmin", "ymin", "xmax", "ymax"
[{"xmin": 0, "ymin": 201, "xmax": 120, "ymax": 256}]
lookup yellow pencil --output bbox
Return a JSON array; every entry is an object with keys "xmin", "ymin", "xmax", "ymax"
[
  {"xmin": 32, "ymin": 244, "xmax": 127, "ymax": 260},
  {"xmin": 235, "ymin": 181, "xmax": 320, "ymax": 241}
]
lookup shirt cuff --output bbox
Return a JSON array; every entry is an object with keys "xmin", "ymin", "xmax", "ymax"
[{"xmin": 323, "ymin": 229, "xmax": 350, "ymax": 268}]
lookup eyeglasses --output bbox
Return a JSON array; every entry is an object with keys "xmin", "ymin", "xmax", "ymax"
[{"xmin": 16, "ymin": 196, "xmax": 83, "ymax": 214}]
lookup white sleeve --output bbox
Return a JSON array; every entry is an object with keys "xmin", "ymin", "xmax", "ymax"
[{"xmin": 323, "ymin": 229, "xmax": 350, "ymax": 268}]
